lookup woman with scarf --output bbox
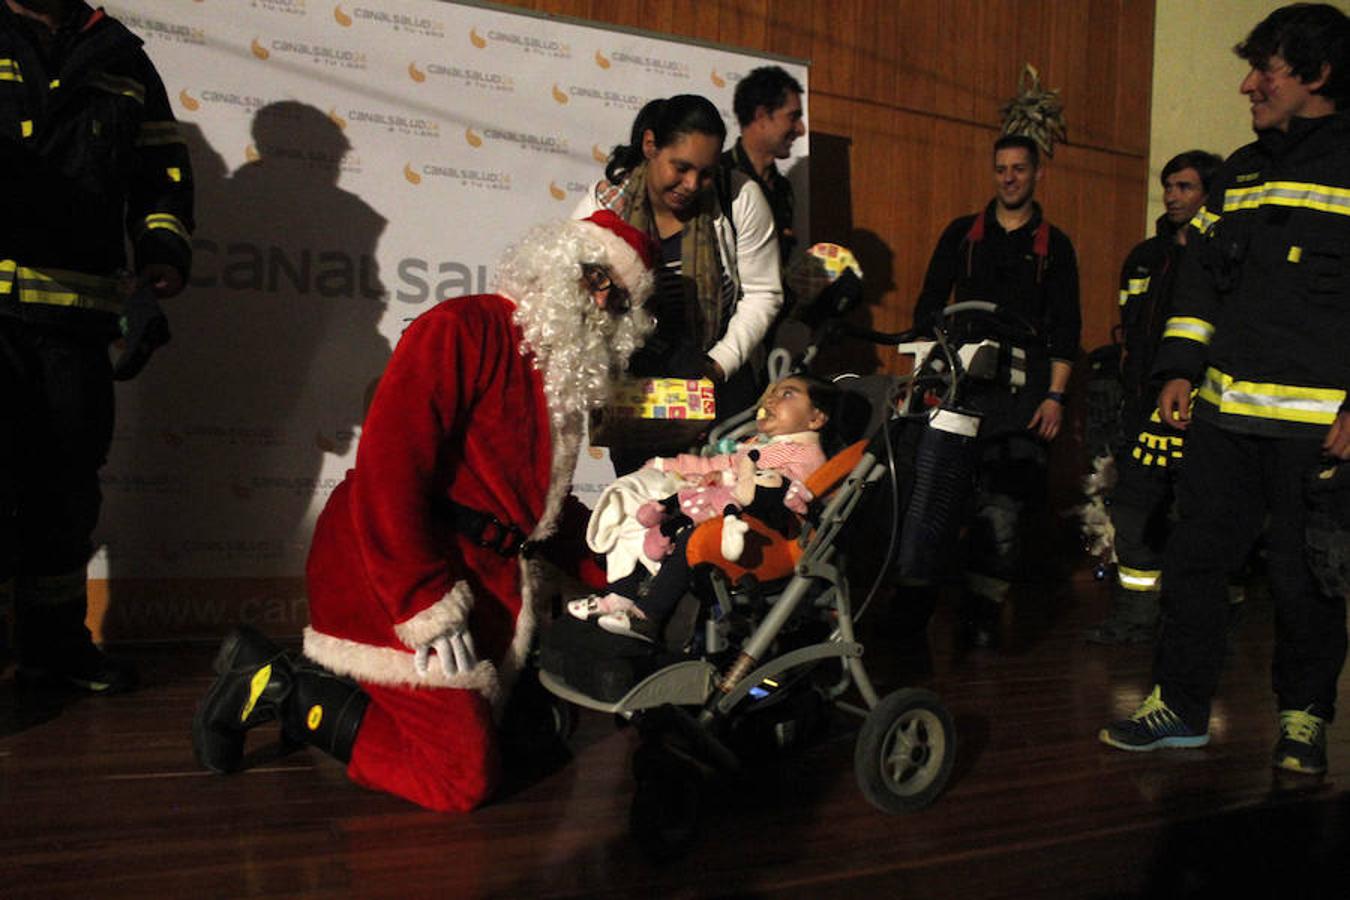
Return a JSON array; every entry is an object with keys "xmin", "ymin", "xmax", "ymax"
[{"xmin": 575, "ymin": 94, "xmax": 783, "ymax": 473}]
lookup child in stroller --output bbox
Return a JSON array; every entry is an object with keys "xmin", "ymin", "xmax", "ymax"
[{"xmin": 571, "ymin": 374, "xmax": 846, "ymax": 643}]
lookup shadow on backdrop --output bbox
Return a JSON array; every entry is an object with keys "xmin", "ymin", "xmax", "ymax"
[{"xmin": 98, "ymin": 103, "xmax": 390, "ymax": 641}]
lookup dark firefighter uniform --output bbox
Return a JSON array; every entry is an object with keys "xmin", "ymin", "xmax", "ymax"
[
  {"xmin": 0, "ymin": 3, "xmax": 194, "ymax": 690},
  {"xmin": 914, "ymin": 199, "xmax": 1081, "ymax": 642},
  {"xmin": 1085, "ymin": 216, "xmax": 1189, "ymax": 643},
  {"xmin": 1149, "ymin": 111, "xmax": 1350, "ymax": 732}
]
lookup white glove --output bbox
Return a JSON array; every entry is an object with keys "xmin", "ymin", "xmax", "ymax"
[
  {"xmin": 721, "ymin": 513, "xmax": 750, "ymax": 561},
  {"xmin": 413, "ymin": 628, "xmax": 478, "ymax": 679}
]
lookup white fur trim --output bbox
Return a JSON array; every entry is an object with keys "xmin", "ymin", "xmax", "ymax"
[
  {"xmin": 392, "ymin": 582, "xmax": 475, "ymax": 649},
  {"xmin": 303, "ymin": 627, "xmax": 501, "ymax": 701},
  {"xmin": 578, "ymin": 221, "xmax": 648, "ymax": 299}
]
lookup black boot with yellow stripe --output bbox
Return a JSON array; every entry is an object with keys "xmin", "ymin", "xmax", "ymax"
[{"xmin": 192, "ymin": 626, "xmax": 368, "ymax": 773}]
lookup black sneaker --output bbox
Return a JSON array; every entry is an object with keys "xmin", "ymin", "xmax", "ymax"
[
  {"xmin": 1099, "ymin": 685, "xmax": 1210, "ymax": 751},
  {"xmin": 1272, "ymin": 708, "xmax": 1327, "ymax": 775}
]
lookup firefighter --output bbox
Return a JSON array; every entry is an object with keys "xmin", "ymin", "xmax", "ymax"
[
  {"xmin": 1084, "ymin": 150, "xmax": 1222, "ymax": 645},
  {"xmin": 1100, "ymin": 3, "xmax": 1350, "ymax": 776},
  {"xmin": 913, "ymin": 133, "xmax": 1082, "ymax": 648},
  {"xmin": 0, "ymin": 0, "xmax": 194, "ymax": 692}
]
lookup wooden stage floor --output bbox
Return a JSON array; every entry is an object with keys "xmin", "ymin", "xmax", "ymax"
[{"xmin": 2, "ymin": 578, "xmax": 1349, "ymax": 898}]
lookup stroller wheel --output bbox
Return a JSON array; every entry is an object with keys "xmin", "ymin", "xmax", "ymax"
[
  {"xmin": 854, "ymin": 688, "xmax": 955, "ymax": 813},
  {"xmin": 630, "ymin": 743, "xmax": 703, "ymax": 860}
]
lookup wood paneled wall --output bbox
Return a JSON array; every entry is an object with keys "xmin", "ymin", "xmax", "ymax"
[{"xmin": 507, "ymin": 0, "xmax": 1156, "ymax": 369}]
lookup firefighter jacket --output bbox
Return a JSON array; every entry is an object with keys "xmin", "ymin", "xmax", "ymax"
[
  {"xmin": 1153, "ymin": 112, "xmax": 1350, "ymax": 439},
  {"xmin": 914, "ymin": 199, "xmax": 1081, "ymax": 437},
  {"xmin": 0, "ymin": 4, "xmax": 193, "ymax": 337},
  {"xmin": 1119, "ymin": 215, "xmax": 1186, "ymax": 416}
]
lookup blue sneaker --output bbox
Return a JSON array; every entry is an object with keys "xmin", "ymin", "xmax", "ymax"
[
  {"xmin": 1099, "ymin": 685, "xmax": 1210, "ymax": 751},
  {"xmin": 1273, "ymin": 708, "xmax": 1327, "ymax": 775}
]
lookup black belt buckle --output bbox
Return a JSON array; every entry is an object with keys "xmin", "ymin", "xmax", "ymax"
[{"xmin": 478, "ymin": 514, "xmax": 527, "ymax": 557}]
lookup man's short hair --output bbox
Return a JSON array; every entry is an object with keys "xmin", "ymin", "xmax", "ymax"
[
  {"xmin": 732, "ymin": 66, "xmax": 804, "ymax": 127},
  {"xmin": 1235, "ymin": 3, "xmax": 1350, "ymax": 107},
  {"xmin": 1161, "ymin": 150, "xmax": 1223, "ymax": 193},
  {"xmin": 993, "ymin": 133, "xmax": 1040, "ymax": 169}
]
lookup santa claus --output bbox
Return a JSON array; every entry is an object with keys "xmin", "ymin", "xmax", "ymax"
[{"xmin": 192, "ymin": 211, "xmax": 656, "ymax": 812}]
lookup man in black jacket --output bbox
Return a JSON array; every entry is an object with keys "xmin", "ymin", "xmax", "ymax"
[
  {"xmin": 1101, "ymin": 3, "xmax": 1350, "ymax": 776},
  {"xmin": 0, "ymin": 0, "xmax": 194, "ymax": 692},
  {"xmin": 913, "ymin": 133, "xmax": 1081, "ymax": 648},
  {"xmin": 1084, "ymin": 149, "xmax": 1222, "ymax": 645}
]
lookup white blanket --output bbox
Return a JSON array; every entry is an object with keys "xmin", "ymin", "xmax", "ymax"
[{"xmin": 585, "ymin": 466, "xmax": 686, "ymax": 582}]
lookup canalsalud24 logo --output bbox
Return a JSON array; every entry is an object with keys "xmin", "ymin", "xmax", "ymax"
[
  {"xmin": 403, "ymin": 161, "xmax": 512, "ymax": 193},
  {"xmin": 250, "ymin": 35, "xmax": 368, "ymax": 71},
  {"xmin": 333, "ymin": 4, "xmax": 445, "ymax": 38},
  {"xmin": 408, "ymin": 61, "xmax": 514, "ymax": 93},
  {"xmin": 467, "ymin": 25, "xmax": 571, "ymax": 59},
  {"xmin": 177, "ymin": 87, "xmax": 271, "ymax": 116},
  {"xmin": 110, "ymin": 9, "xmax": 206, "ymax": 45},
  {"xmin": 597, "ymin": 47, "xmax": 691, "ymax": 80},
  {"xmin": 332, "ymin": 105, "xmax": 439, "ymax": 140},
  {"xmin": 552, "ymin": 81, "xmax": 645, "ymax": 112}
]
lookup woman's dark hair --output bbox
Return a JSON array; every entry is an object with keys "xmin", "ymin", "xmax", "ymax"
[
  {"xmin": 1235, "ymin": 3, "xmax": 1350, "ymax": 107},
  {"xmin": 604, "ymin": 94, "xmax": 727, "ymax": 184}
]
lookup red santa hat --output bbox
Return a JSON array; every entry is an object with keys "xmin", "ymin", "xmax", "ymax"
[{"xmin": 576, "ymin": 209, "xmax": 658, "ymax": 294}]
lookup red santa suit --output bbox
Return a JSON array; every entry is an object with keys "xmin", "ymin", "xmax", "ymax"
[{"xmin": 302, "ymin": 294, "xmax": 598, "ymax": 812}]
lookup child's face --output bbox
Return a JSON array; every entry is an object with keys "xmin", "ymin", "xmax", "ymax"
[{"xmin": 756, "ymin": 378, "xmax": 827, "ymax": 437}]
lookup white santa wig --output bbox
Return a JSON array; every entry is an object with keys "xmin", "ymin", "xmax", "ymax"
[{"xmin": 496, "ymin": 217, "xmax": 655, "ymax": 429}]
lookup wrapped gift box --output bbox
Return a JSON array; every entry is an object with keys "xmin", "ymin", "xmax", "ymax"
[{"xmin": 589, "ymin": 377, "xmax": 716, "ymax": 449}]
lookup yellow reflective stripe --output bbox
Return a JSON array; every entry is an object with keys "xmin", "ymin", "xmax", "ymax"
[
  {"xmin": 0, "ymin": 58, "xmax": 22, "ymax": 82},
  {"xmin": 0, "ymin": 260, "xmax": 121, "ymax": 314},
  {"xmin": 49, "ymin": 78, "xmax": 59, "ymax": 89},
  {"xmin": 1120, "ymin": 276, "xmax": 1150, "ymax": 306},
  {"xmin": 136, "ymin": 121, "xmax": 183, "ymax": 147},
  {"xmin": 1191, "ymin": 208, "xmax": 1220, "ymax": 234},
  {"xmin": 143, "ymin": 213, "xmax": 190, "ymax": 242},
  {"xmin": 1223, "ymin": 181, "xmax": 1350, "ymax": 218},
  {"xmin": 20, "ymin": 120, "xmax": 32, "ymax": 138},
  {"xmin": 1287, "ymin": 246, "xmax": 1302, "ymax": 263},
  {"xmin": 1162, "ymin": 316, "xmax": 1214, "ymax": 345},
  {"xmin": 1198, "ymin": 367, "xmax": 1345, "ymax": 426},
  {"xmin": 1118, "ymin": 566, "xmax": 1161, "ymax": 591},
  {"xmin": 87, "ymin": 72, "xmax": 145, "ymax": 103},
  {"xmin": 166, "ymin": 167, "xmax": 182, "ymax": 183}
]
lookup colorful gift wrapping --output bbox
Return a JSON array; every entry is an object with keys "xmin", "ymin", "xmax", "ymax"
[{"xmin": 589, "ymin": 377, "xmax": 717, "ymax": 448}]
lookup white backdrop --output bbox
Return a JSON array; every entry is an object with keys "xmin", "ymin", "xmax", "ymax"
[{"xmin": 93, "ymin": 0, "xmax": 809, "ymax": 581}]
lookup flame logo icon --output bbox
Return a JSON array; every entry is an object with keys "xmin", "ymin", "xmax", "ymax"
[
  {"xmin": 328, "ymin": 108, "xmax": 347, "ymax": 130},
  {"xmin": 250, "ymin": 38, "xmax": 270, "ymax": 60},
  {"xmin": 710, "ymin": 69, "xmax": 726, "ymax": 88},
  {"xmin": 178, "ymin": 89, "xmax": 200, "ymax": 111},
  {"xmin": 469, "ymin": 28, "xmax": 486, "ymax": 49},
  {"xmin": 334, "ymin": 4, "xmax": 353, "ymax": 27},
  {"xmin": 592, "ymin": 144, "xmax": 608, "ymax": 163},
  {"xmin": 245, "ymin": 144, "xmax": 260, "ymax": 162},
  {"xmin": 465, "ymin": 127, "xmax": 482, "ymax": 148},
  {"xmin": 549, "ymin": 182, "xmax": 566, "ymax": 200},
  {"xmin": 403, "ymin": 163, "xmax": 422, "ymax": 185},
  {"xmin": 594, "ymin": 50, "xmax": 611, "ymax": 69},
  {"xmin": 408, "ymin": 61, "xmax": 426, "ymax": 83},
  {"xmin": 551, "ymin": 83, "xmax": 569, "ymax": 104}
]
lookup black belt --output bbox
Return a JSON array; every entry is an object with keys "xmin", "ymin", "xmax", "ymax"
[{"xmin": 446, "ymin": 500, "xmax": 531, "ymax": 558}]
